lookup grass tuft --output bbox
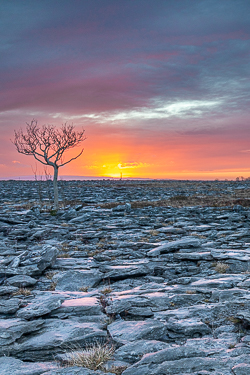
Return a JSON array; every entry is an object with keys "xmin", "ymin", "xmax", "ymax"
[
  {"xmin": 12, "ymin": 288, "xmax": 32, "ymax": 296},
  {"xmin": 214, "ymin": 262, "xmax": 229, "ymax": 273},
  {"xmin": 100, "ymin": 287, "xmax": 113, "ymax": 295},
  {"xmin": 109, "ymin": 365, "xmax": 128, "ymax": 374},
  {"xmin": 45, "ymin": 271, "xmax": 57, "ymax": 280},
  {"xmin": 48, "ymin": 281, "xmax": 57, "ymax": 291},
  {"xmin": 65, "ymin": 344, "xmax": 114, "ymax": 370},
  {"xmin": 79, "ymin": 286, "xmax": 88, "ymax": 292}
]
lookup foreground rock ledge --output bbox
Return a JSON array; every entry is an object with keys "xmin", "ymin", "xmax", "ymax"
[{"xmin": 1, "ymin": 179, "xmax": 250, "ymax": 374}]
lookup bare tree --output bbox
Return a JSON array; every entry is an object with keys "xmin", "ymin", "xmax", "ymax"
[{"xmin": 13, "ymin": 120, "xmax": 86, "ymax": 209}]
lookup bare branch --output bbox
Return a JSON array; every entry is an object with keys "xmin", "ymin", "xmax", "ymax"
[
  {"xmin": 12, "ymin": 120, "xmax": 86, "ymax": 169},
  {"xmin": 60, "ymin": 148, "xmax": 84, "ymax": 167}
]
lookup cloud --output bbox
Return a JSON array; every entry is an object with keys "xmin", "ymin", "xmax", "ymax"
[
  {"xmin": 1, "ymin": 1, "xmax": 250, "ymax": 179},
  {"xmin": 55, "ymin": 99, "xmax": 222, "ymax": 124}
]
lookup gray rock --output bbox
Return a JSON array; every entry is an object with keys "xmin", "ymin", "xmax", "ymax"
[
  {"xmin": 114, "ymin": 339, "xmax": 171, "ymax": 363},
  {"xmin": 2, "ymin": 180, "xmax": 250, "ymax": 371},
  {"xmin": 0, "ymin": 245, "xmax": 58, "ymax": 276},
  {"xmin": 43, "ymin": 368, "xmax": 113, "ymax": 375},
  {"xmin": 49, "ymin": 297, "xmax": 104, "ymax": 318},
  {"xmin": 173, "ymin": 252, "xmax": 213, "ymax": 261},
  {"xmin": 191, "ymin": 276, "xmax": 244, "ymax": 289},
  {"xmin": 122, "ymin": 356, "xmax": 227, "ymax": 375},
  {"xmin": 69, "ymin": 213, "xmax": 90, "ymax": 223},
  {"xmin": 112, "ymin": 203, "xmax": 131, "ymax": 212},
  {"xmin": 0, "ymin": 356, "xmax": 57, "ymax": 375},
  {"xmin": 101, "ymin": 264, "xmax": 149, "ymax": 281},
  {"xmin": 0, "ymin": 298, "xmax": 21, "ymax": 314},
  {"xmin": 166, "ymin": 317, "xmax": 211, "ymax": 339},
  {"xmin": 211, "ymin": 249, "xmax": 250, "ymax": 261},
  {"xmin": 0, "ymin": 318, "xmax": 44, "ymax": 345},
  {"xmin": 232, "ymin": 363, "xmax": 250, "ymax": 375},
  {"xmin": 16, "ymin": 294, "xmax": 65, "ymax": 319},
  {"xmin": 147, "ymin": 237, "xmax": 201, "ymax": 257},
  {"xmin": 5, "ymin": 275, "xmax": 37, "ymax": 287},
  {"xmin": 5, "ymin": 320, "xmax": 107, "ymax": 361},
  {"xmin": 55, "ymin": 270, "xmax": 103, "ymax": 291},
  {"xmin": 108, "ymin": 320, "xmax": 167, "ymax": 344},
  {"xmin": 0, "ymin": 285, "xmax": 19, "ymax": 295}
]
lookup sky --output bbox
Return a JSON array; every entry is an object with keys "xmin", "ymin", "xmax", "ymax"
[{"xmin": 1, "ymin": 0, "xmax": 250, "ymax": 180}]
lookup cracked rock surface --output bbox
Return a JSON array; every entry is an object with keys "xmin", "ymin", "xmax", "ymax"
[{"xmin": 1, "ymin": 179, "xmax": 250, "ymax": 374}]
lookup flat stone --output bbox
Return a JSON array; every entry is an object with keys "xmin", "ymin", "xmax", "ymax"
[
  {"xmin": 101, "ymin": 264, "xmax": 149, "ymax": 281},
  {"xmin": 0, "ymin": 286, "xmax": 19, "ymax": 295},
  {"xmin": 166, "ymin": 317, "xmax": 211, "ymax": 339},
  {"xmin": 16, "ymin": 295, "xmax": 65, "ymax": 319},
  {"xmin": 0, "ymin": 245, "xmax": 58, "ymax": 276},
  {"xmin": 211, "ymin": 249, "xmax": 250, "ymax": 261},
  {"xmin": 173, "ymin": 252, "xmax": 213, "ymax": 261},
  {"xmin": 0, "ymin": 356, "xmax": 57, "ymax": 375},
  {"xmin": 55, "ymin": 270, "xmax": 103, "ymax": 291},
  {"xmin": 114, "ymin": 339, "xmax": 171, "ymax": 363},
  {"xmin": 108, "ymin": 320, "xmax": 167, "ymax": 344},
  {"xmin": 0, "ymin": 318, "xmax": 44, "ymax": 345},
  {"xmin": 122, "ymin": 356, "xmax": 228, "ymax": 375},
  {"xmin": 6, "ymin": 320, "xmax": 107, "ymax": 361},
  {"xmin": 147, "ymin": 238, "xmax": 201, "ymax": 257},
  {"xmin": 6, "ymin": 275, "xmax": 37, "ymax": 287},
  {"xmin": 69, "ymin": 214, "xmax": 91, "ymax": 223},
  {"xmin": 49, "ymin": 297, "xmax": 104, "ymax": 318},
  {"xmin": 0, "ymin": 298, "xmax": 21, "ymax": 314},
  {"xmin": 52, "ymin": 258, "xmax": 97, "ymax": 270},
  {"xmin": 191, "ymin": 276, "xmax": 244, "ymax": 289},
  {"xmin": 43, "ymin": 368, "xmax": 113, "ymax": 374},
  {"xmin": 232, "ymin": 363, "xmax": 250, "ymax": 375}
]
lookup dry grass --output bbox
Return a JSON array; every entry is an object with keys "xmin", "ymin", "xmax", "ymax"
[
  {"xmin": 79, "ymin": 286, "xmax": 88, "ymax": 292},
  {"xmin": 57, "ymin": 252, "xmax": 70, "ymax": 258},
  {"xmin": 100, "ymin": 287, "xmax": 113, "ymax": 295},
  {"xmin": 148, "ymin": 230, "xmax": 159, "ymax": 236},
  {"xmin": 227, "ymin": 317, "xmax": 241, "ymax": 324},
  {"xmin": 12, "ymin": 288, "xmax": 32, "ymax": 296},
  {"xmin": 88, "ymin": 250, "xmax": 102, "ymax": 257},
  {"xmin": 109, "ymin": 365, "xmax": 128, "ymax": 374},
  {"xmin": 95, "ymin": 181, "xmax": 250, "ymax": 209},
  {"xmin": 45, "ymin": 271, "xmax": 57, "ymax": 280},
  {"xmin": 214, "ymin": 262, "xmax": 229, "ymax": 273},
  {"xmin": 65, "ymin": 344, "xmax": 114, "ymax": 371},
  {"xmin": 191, "ymin": 234, "xmax": 207, "ymax": 239},
  {"xmin": 48, "ymin": 281, "xmax": 57, "ymax": 291}
]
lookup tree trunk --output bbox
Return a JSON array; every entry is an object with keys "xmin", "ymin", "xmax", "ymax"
[{"xmin": 53, "ymin": 165, "xmax": 59, "ymax": 210}]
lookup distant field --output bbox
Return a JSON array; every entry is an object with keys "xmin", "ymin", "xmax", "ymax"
[{"xmin": 0, "ymin": 179, "xmax": 250, "ymax": 209}]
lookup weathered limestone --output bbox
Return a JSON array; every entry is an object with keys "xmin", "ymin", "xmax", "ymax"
[
  {"xmin": 0, "ymin": 357, "xmax": 57, "ymax": 375},
  {"xmin": 55, "ymin": 270, "xmax": 103, "ymax": 291},
  {"xmin": 1, "ymin": 180, "xmax": 250, "ymax": 373}
]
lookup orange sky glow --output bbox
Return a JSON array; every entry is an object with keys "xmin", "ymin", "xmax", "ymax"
[
  {"xmin": 1, "ymin": 1, "xmax": 250, "ymax": 181},
  {"xmin": 3, "ymin": 121, "xmax": 250, "ymax": 181}
]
